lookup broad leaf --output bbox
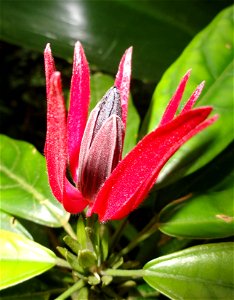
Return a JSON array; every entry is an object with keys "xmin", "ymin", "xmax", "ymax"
[
  {"xmin": 0, "ymin": 230, "xmax": 56, "ymax": 290},
  {"xmin": 1, "ymin": 0, "xmax": 230, "ymax": 80},
  {"xmin": 145, "ymin": 7, "xmax": 234, "ymax": 185},
  {"xmin": 0, "ymin": 135, "xmax": 69, "ymax": 227},
  {"xmin": 159, "ymin": 163, "xmax": 234, "ymax": 239},
  {"xmin": 90, "ymin": 73, "xmax": 140, "ymax": 155},
  {"xmin": 0, "ymin": 211, "xmax": 33, "ymax": 240},
  {"xmin": 144, "ymin": 242, "xmax": 234, "ymax": 299},
  {"xmin": 159, "ymin": 189, "xmax": 234, "ymax": 239}
]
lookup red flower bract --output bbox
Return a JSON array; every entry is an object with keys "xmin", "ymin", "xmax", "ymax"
[{"xmin": 44, "ymin": 42, "xmax": 218, "ymax": 222}]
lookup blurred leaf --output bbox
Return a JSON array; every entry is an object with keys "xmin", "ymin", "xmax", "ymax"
[
  {"xmin": 0, "ymin": 230, "xmax": 56, "ymax": 290},
  {"xmin": 145, "ymin": 6, "xmax": 234, "ymax": 185},
  {"xmin": 0, "ymin": 211, "xmax": 33, "ymax": 240},
  {"xmin": 90, "ymin": 73, "xmax": 140, "ymax": 155},
  {"xmin": 0, "ymin": 278, "xmax": 51, "ymax": 300},
  {"xmin": 0, "ymin": 135, "xmax": 69, "ymax": 227},
  {"xmin": 144, "ymin": 242, "xmax": 234, "ymax": 299},
  {"xmin": 1, "ymin": 0, "xmax": 231, "ymax": 80}
]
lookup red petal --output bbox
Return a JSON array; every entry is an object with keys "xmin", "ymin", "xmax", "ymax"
[
  {"xmin": 67, "ymin": 41, "xmax": 90, "ymax": 182},
  {"xmin": 91, "ymin": 107, "xmax": 217, "ymax": 221},
  {"xmin": 45, "ymin": 72, "xmax": 67, "ymax": 202},
  {"xmin": 44, "ymin": 44, "xmax": 56, "ymax": 99},
  {"xmin": 114, "ymin": 47, "xmax": 132, "ymax": 129},
  {"xmin": 181, "ymin": 81, "xmax": 205, "ymax": 113},
  {"xmin": 159, "ymin": 70, "xmax": 191, "ymax": 126},
  {"xmin": 62, "ymin": 178, "xmax": 88, "ymax": 213}
]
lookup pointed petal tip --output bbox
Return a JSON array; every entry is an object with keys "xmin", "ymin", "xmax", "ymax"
[
  {"xmin": 125, "ymin": 46, "xmax": 133, "ymax": 55},
  {"xmin": 199, "ymin": 80, "xmax": 205, "ymax": 89},
  {"xmin": 74, "ymin": 40, "xmax": 82, "ymax": 53},
  {"xmin": 123, "ymin": 46, "xmax": 133, "ymax": 62},
  {"xmin": 73, "ymin": 40, "xmax": 89, "ymax": 70},
  {"xmin": 51, "ymin": 71, "xmax": 61, "ymax": 81},
  {"xmin": 44, "ymin": 43, "xmax": 51, "ymax": 53}
]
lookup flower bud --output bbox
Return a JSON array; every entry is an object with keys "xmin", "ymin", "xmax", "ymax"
[{"xmin": 77, "ymin": 87, "xmax": 124, "ymax": 201}]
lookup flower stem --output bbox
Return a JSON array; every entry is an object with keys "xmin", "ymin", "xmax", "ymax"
[
  {"xmin": 110, "ymin": 218, "xmax": 128, "ymax": 252},
  {"xmin": 120, "ymin": 214, "xmax": 159, "ymax": 256},
  {"xmin": 54, "ymin": 280, "xmax": 85, "ymax": 300},
  {"xmin": 103, "ymin": 268, "xmax": 155, "ymax": 278}
]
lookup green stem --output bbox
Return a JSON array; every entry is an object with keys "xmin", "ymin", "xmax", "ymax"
[
  {"xmin": 103, "ymin": 268, "xmax": 156, "ymax": 278},
  {"xmin": 54, "ymin": 280, "xmax": 85, "ymax": 300},
  {"xmin": 120, "ymin": 214, "xmax": 159, "ymax": 256},
  {"xmin": 109, "ymin": 218, "xmax": 128, "ymax": 252}
]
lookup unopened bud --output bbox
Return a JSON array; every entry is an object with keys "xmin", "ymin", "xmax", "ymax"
[{"xmin": 77, "ymin": 87, "xmax": 124, "ymax": 200}]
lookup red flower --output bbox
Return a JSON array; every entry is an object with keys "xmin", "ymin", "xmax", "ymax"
[{"xmin": 44, "ymin": 42, "xmax": 217, "ymax": 222}]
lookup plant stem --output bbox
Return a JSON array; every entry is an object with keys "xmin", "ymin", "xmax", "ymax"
[
  {"xmin": 54, "ymin": 280, "xmax": 85, "ymax": 300},
  {"xmin": 120, "ymin": 214, "xmax": 159, "ymax": 256},
  {"xmin": 103, "ymin": 268, "xmax": 156, "ymax": 278},
  {"xmin": 109, "ymin": 218, "xmax": 128, "ymax": 252}
]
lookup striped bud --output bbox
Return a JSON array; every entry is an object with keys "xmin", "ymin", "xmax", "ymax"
[{"xmin": 77, "ymin": 87, "xmax": 124, "ymax": 201}]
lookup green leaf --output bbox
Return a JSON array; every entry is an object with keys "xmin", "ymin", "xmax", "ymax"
[
  {"xmin": 0, "ymin": 230, "xmax": 56, "ymax": 290},
  {"xmin": 1, "ymin": 1, "xmax": 229, "ymax": 80},
  {"xmin": 159, "ymin": 189, "xmax": 234, "ymax": 239},
  {"xmin": 0, "ymin": 211, "xmax": 33, "ymax": 240},
  {"xmin": 159, "ymin": 166, "xmax": 234, "ymax": 239},
  {"xmin": 145, "ymin": 6, "xmax": 234, "ymax": 185},
  {"xmin": 90, "ymin": 73, "xmax": 140, "ymax": 155},
  {"xmin": 78, "ymin": 249, "xmax": 97, "ymax": 269},
  {"xmin": 0, "ymin": 278, "xmax": 51, "ymax": 300},
  {"xmin": 144, "ymin": 242, "xmax": 234, "ymax": 299},
  {"xmin": 0, "ymin": 135, "xmax": 69, "ymax": 227}
]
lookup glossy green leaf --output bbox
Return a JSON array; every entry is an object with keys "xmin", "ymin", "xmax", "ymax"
[
  {"xmin": 144, "ymin": 242, "xmax": 234, "ymax": 299},
  {"xmin": 0, "ymin": 211, "xmax": 33, "ymax": 240},
  {"xmin": 90, "ymin": 73, "xmax": 140, "ymax": 155},
  {"xmin": 1, "ymin": 0, "xmax": 230, "ymax": 80},
  {"xmin": 159, "ymin": 165, "xmax": 234, "ymax": 239},
  {"xmin": 0, "ymin": 135, "xmax": 69, "ymax": 227},
  {"xmin": 145, "ymin": 6, "xmax": 234, "ymax": 185},
  {"xmin": 0, "ymin": 230, "xmax": 56, "ymax": 290},
  {"xmin": 159, "ymin": 189, "xmax": 234, "ymax": 239}
]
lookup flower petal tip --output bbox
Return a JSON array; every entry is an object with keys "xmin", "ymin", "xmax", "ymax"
[
  {"xmin": 51, "ymin": 71, "xmax": 61, "ymax": 84},
  {"xmin": 44, "ymin": 43, "xmax": 52, "ymax": 54}
]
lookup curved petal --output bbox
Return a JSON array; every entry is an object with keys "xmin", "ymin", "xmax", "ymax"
[
  {"xmin": 104, "ymin": 114, "xmax": 218, "ymax": 221},
  {"xmin": 181, "ymin": 81, "xmax": 205, "ymax": 113},
  {"xmin": 67, "ymin": 41, "xmax": 90, "ymax": 183},
  {"xmin": 91, "ymin": 107, "xmax": 217, "ymax": 221},
  {"xmin": 159, "ymin": 70, "xmax": 191, "ymax": 126},
  {"xmin": 114, "ymin": 47, "xmax": 132, "ymax": 129},
  {"xmin": 62, "ymin": 179, "xmax": 88, "ymax": 213},
  {"xmin": 45, "ymin": 72, "xmax": 67, "ymax": 202},
  {"xmin": 44, "ymin": 43, "xmax": 56, "ymax": 98}
]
